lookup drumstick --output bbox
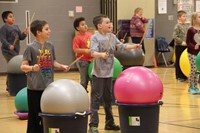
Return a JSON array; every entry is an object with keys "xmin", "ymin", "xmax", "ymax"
[
  {"xmin": 13, "ymin": 35, "xmax": 19, "ymax": 46},
  {"xmin": 106, "ymin": 33, "xmax": 112, "ymax": 53},
  {"xmin": 69, "ymin": 55, "xmax": 84, "ymax": 67},
  {"xmin": 139, "ymin": 21, "xmax": 151, "ymax": 45},
  {"xmin": 115, "ymin": 29, "xmax": 120, "ymax": 36},
  {"xmin": 123, "ymin": 32, "xmax": 127, "ymax": 40},
  {"xmin": 29, "ymin": 12, "xmax": 35, "ymax": 26}
]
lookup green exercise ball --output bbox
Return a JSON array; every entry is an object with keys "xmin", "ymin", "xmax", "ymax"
[
  {"xmin": 15, "ymin": 87, "xmax": 28, "ymax": 112},
  {"xmin": 88, "ymin": 57, "xmax": 122, "ymax": 80},
  {"xmin": 196, "ymin": 52, "xmax": 200, "ymax": 72}
]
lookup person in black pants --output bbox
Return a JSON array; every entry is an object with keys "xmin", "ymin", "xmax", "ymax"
[{"xmin": 173, "ymin": 10, "xmax": 188, "ymax": 82}]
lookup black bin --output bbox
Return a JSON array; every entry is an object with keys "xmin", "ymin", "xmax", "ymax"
[
  {"xmin": 117, "ymin": 102, "xmax": 163, "ymax": 133},
  {"xmin": 39, "ymin": 112, "xmax": 90, "ymax": 133},
  {"xmin": 7, "ymin": 73, "xmax": 27, "ymax": 96}
]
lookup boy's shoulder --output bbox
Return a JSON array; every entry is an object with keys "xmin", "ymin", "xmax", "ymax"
[{"xmin": 0, "ymin": 24, "xmax": 18, "ymax": 30}]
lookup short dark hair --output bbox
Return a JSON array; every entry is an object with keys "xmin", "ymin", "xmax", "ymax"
[
  {"xmin": 73, "ymin": 17, "xmax": 85, "ymax": 31},
  {"xmin": 30, "ymin": 20, "xmax": 48, "ymax": 37},
  {"xmin": 177, "ymin": 10, "xmax": 187, "ymax": 18},
  {"xmin": 2, "ymin": 11, "xmax": 13, "ymax": 23},
  {"xmin": 93, "ymin": 15, "xmax": 108, "ymax": 29}
]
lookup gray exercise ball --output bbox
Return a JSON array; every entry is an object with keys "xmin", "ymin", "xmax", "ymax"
[
  {"xmin": 115, "ymin": 44, "xmax": 145, "ymax": 66},
  {"xmin": 40, "ymin": 79, "xmax": 89, "ymax": 114},
  {"xmin": 7, "ymin": 55, "xmax": 23, "ymax": 73}
]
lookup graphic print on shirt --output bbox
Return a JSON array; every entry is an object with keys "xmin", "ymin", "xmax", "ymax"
[
  {"xmin": 86, "ymin": 37, "xmax": 90, "ymax": 48},
  {"xmin": 37, "ymin": 49, "xmax": 52, "ymax": 78}
]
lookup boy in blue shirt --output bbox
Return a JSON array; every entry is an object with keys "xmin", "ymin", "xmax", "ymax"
[{"xmin": 0, "ymin": 11, "xmax": 28, "ymax": 92}]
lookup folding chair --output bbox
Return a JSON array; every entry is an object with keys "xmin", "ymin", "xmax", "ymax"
[{"xmin": 155, "ymin": 37, "xmax": 170, "ymax": 67}]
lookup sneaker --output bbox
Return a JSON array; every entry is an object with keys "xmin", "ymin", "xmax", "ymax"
[
  {"xmin": 194, "ymin": 87, "xmax": 200, "ymax": 94},
  {"xmin": 188, "ymin": 87, "xmax": 198, "ymax": 94},
  {"xmin": 89, "ymin": 126, "xmax": 99, "ymax": 133},
  {"xmin": 105, "ymin": 124, "xmax": 120, "ymax": 130}
]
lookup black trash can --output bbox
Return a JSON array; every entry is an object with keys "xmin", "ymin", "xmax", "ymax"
[
  {"xmin": 39, "ymin": 112, "xmax": 90, "ymax": 133},
  {"xmin": 117, "ymin": 102, "xmax": 163, "ymax": 133},
  {"xmin": 7, "ymin": 73, "xmax": 27, "ymax": 96}
]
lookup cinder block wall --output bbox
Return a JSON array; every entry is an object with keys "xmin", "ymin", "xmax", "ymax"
[{"xmin": 0, "ymin": 0, "xmax": 100, "ymax": 72}]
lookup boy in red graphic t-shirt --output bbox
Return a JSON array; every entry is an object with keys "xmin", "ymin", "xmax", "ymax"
[{"xmin": 73, "ymin": 17, "xmax": 93, "ymax": 92}]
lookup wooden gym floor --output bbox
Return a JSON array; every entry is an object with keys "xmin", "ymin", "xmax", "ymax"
[{"xmin": 0, "ymin": 67, "xmax": 200, "ymax": 133}]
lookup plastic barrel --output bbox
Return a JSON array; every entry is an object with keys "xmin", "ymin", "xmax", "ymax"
[
  {"xmin": 39, "ymin": 112, "xmax": 90, "ymax": 133},
  {"xmin": 7, "ymin": 73, "xmax": 27, "ymax": 96},
  {"xmin": 117, "ymin": 102, "xmax": 163, "ymax": 133}
]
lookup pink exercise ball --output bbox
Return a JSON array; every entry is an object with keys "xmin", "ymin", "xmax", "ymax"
[{"xmin": 114, "ymin": 67, "xmax": 163, "ymax": 104}]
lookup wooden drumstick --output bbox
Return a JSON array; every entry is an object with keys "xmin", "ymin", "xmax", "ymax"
[
  {"xmin": 123, "ymin": 32, "xmax": 127, "ymax": 40},
  {"xmin": 29, "ymin": 12, "xmax": 35, "ymax": 26},
  {"xmin": 69, "ymin": 55, "xmax": 84, "ymax": 67},
  {"xmin": 115, "ymin": 29, "xmax": 121, "ymax": 36},
  {"xmin": 13, "ymin": 35, "xmax": 19, "ymax": 46},
  {"xmin": 139, "ymin": 21, "xmax": 151, "ymax": 45},
  {"xmin": 106, "ymin": 33, "xmax": 112, "ymax": 53}
]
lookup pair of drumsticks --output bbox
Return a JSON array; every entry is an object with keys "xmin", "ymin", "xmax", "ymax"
[{"xmin": 13, "ymin": 12, "xmax": 35, "ymax": 46}]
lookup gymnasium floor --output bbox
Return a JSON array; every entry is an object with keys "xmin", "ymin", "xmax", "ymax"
[{"xmin": 0, "ymin": 67, "xmax": 200, "ymax": 133}]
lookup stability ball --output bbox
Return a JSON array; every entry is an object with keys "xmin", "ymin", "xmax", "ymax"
[
  {"xmin": 196, "ymin": 52, "xmax": 200, "ymax": 71},
  {"xmin": 114, "ymin": 67, "xmax": 163, "ymax": 104},
  {"xmin": 15, "ymin": 87, "xmax": 28, "ymax": 112},
  {"xmin": 115, "ymin": 44, "xmax": 145, "ymax": 66},
  {"xmin": 7, "ymin": 55, "xmax": 24, "ymax": 73},
  {"xmin": 41, "ymin": 79, "xmax": 89, "ymax": 114},
  {"xmin": 180, "ymin": 49, "xmax": 190, "ymax": 77},
  {"xmin": 88, "ymin": 57, "xmax": 122, "ymax": 80}
]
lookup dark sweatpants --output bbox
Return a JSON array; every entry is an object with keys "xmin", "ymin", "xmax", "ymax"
[
  {"xmin": 89, "ymin": 76, "xmax": 115, "ymax": 127},
  {"xmin": 27, "ymin": 89, "xmax": 44, "ymax": 133}
]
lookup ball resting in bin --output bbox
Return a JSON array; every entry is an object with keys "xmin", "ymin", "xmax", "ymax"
[
  {"xmin": 40, "ymin": 79, "xmax": 89, "ymax": 114},
  {"xmin": 114, "ymin": 66, "xmax": 163, "ymax": 104},
  {"xmin": 40, "ymin": 79, "xmax": 90, "ymax": 133},
  {"xmin": 114, "ymin": 66, "xmax": 164, "ymax": 133}
]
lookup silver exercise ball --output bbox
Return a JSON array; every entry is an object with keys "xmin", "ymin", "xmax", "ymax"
[
  {"xmin": 40, "ymin": 79, "xmax": 89, "ymax": 114},
  {"xmin": 115, "ymin": 44, "xmax": 145, "ymax": 66},
  {"xmin": 7, "ymin": 55, "xmax": 23, "ymax": 73}
]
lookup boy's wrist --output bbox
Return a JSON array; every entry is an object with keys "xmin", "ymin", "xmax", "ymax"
[{"xmin": 32, "ymin": 66, "xmax": 34, "ymax": 71}]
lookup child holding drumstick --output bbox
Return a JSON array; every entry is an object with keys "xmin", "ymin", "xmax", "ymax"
[
  {"xmin": 89, "ymin": 15, "xmax": 141, "ymax": 133},
  {"xmin": 72, "ymin": 17, "xmax": 93, "ymax": 92},
  {"xmin": 21, "ymin": 20, "xmax": 70, "ymax": 133}
]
